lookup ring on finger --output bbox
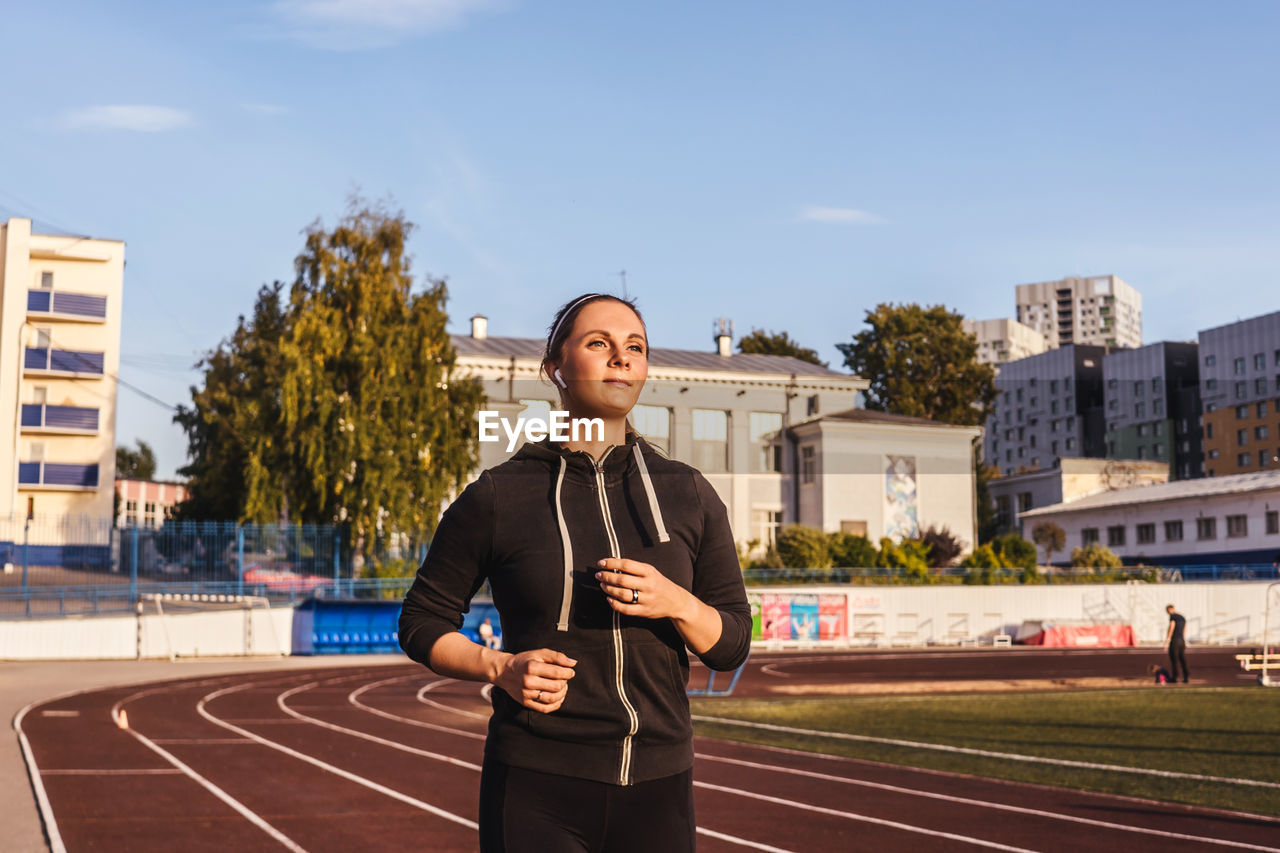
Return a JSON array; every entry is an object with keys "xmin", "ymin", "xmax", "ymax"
[
  {"xmin": 536, "ymin": 691, "xmax": 543, "ymax": 703},
  {"xmin": 631, "ymin": 588, "xmax": 639, "ymax": 604}
]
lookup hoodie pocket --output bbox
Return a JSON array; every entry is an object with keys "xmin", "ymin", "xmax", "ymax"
[{"xmin": 527, "ymin": 638, "xmax": 629, "ymax": 745}]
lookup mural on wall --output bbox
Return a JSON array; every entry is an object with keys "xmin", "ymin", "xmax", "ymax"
[{"xmin": 884, "ymin": 455, "xmax": 919, "ymax": 540}]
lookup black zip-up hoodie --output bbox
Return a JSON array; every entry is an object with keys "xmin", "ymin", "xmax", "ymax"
[{"xmin": 399, "ymin": 429, "xmax": 751, "ymax": 786}]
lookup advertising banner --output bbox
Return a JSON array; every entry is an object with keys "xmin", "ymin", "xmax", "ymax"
[
  {"xmin": 819, "ymin": 594, "xmax": 848, "ymax": 641},
  {"xmin": 749, "ymin": 594, "xmax": 762, "ymax": 640},
  {"xmin": 761, "ymin": 594, "xmax": 791, "ymax": 641},
  {"xmin": 790, "ymin": 594, "xmax": 819, "ymax": 641}
]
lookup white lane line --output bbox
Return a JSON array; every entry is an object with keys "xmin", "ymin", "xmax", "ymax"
[
  {"xmin": 13, "ymin": 701, "xmax": 68, "ymax": 853},
  {"xmin": 278, "ymin": 681, "xmax": 482, "ymax": 772},
  {"xmin": 348, "ymin": 675, "xmax": 486, "ymax": 741},
  {"xmin": 416, "ymin": 679, "xmax": 491, "ymax": 721},
  {"xmin": 150, "ymin": 738, "xmax": 257, "ymax": 745},
  {"xmin": 693, "ymin": 780, "xmax": 1037, "ymax": 852},
  {"xmin": 697, "ymin": 752, "xmax": 1280, "ymax": 852},
  {"xmin": 759, "ymin": 663, "xmax": 791, "ymax": 678},
  {"xmin": 343, "ymin": 675, "xmax": 1019, "ymax": 851},
  {"xmin": 41, "ymin": 769, "xmax": 184, "ymax": 776},
  {"xmin": 40, "ymin": 710, "xmax": 81, "ymax": 717},
  {"xmin": 693, "ymin": 715, "xmax": 1280, "ymax": 791},
  {"xmin": 111, "ymin": 685, "xmax": 309, "ymax": 852},
  {"xmin": 695, "ymin": 827, "xmax": 795, "ymax": 852},
  {"xmin": 197, "ymin": 681, "xmax": 478, "ymax": 831}
]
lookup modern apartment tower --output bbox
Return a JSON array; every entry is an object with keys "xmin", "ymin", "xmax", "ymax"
[
  {"xmin": 1102, "ymin": 342, "xmax": 1202, "ymax": 480},
  {"xmin": 1016, "ymin": 275, "xmax": 1142, "ymax": 351},
  {"xmin": 963, "ymin": 317, "xmax": 1048, "ymax": 366},
  {"xmin": 984, "ymin": 345, "xmax": 1107, "ymax": 476},
  {"xmin": 1198, "ymin": 310, "xmax": 1280, "ymax": 477},
  {"xmin": 0, "ymin": 218, "xmax": 124, "ymax": 523}
]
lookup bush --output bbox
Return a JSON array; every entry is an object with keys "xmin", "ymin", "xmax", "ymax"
[
  {"xmin": 960, "ymin": 544, "xmax": 1004, "ymax": 569},
  {"xmin": 920, "ymin": 524, "xmax": 963, "ymax": 568},
  {"xmin": 829, "ymin": 532, "xmax": 877, "ymax": 568},
  {"xmin": 1070, "ymin": 542, "xmax": 1123, "ymax": 569},
  {"xmin": 992, "ymin": 533, "xmax": 1037, "ymax": 571},
  {"xmin": 875, "ymin": 537, "xmax": 930, "ymax": 571},
  {"xmin": 775, "ymin": 524, "xmax": 832, "ymax": 568}
]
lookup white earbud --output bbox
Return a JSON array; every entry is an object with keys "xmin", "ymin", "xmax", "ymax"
[{"xmin": 553, "ymin": 368, "xmax": 568, "ymax": 390}]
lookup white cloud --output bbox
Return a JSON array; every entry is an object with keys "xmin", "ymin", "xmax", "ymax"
[
  {"xmin": 799, "ymin": 205, "xmax": 887, "ymax": 225},
  {"xmin": 272, "ymin": 0, "xmax": 506, "ymax": 49},
  {"xmin": 59, "ymin": 105, "xmax": 194, "ymax": 133}
]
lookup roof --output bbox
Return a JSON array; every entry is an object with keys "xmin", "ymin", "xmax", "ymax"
[
  {"xmin": 451, "ymin": 334, "xmax": 852, "ymax": 378},
  {"xmin": 791, "ymin": 407, "xmax": 983, "ymax": 431},
  {"xmin": 1020, "ymin": 469, "xmax": 1280, "ymax": 518}
]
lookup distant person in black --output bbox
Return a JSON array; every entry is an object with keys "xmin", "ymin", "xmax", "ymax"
[{"xmin": 1163, "ymin": 604, "xmax": 1189, "ymax": 683}]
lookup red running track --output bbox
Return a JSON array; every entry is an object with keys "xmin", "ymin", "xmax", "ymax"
[{"xmin": 15, "ymin": 650, "xmax": 1280, "ymax": 853}]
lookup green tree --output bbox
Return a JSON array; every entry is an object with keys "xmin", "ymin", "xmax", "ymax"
[
  {"xmin": 829, "ymin": 532, "xmax": 877, "ymax": 568},
  {"xmin": 175, "ymin": 198, "xmax": 484, "ymax": 565},
  {"xmin": 835, "ymin": 303, "xmax": 997, "ymax": 425},
  {"xmin": 775, "ymin": 524, "xmax": 832, "ymax": 568},
  {"xmin": 116, "ymin": 440, "xmax": 157, "ymax": 480},
  {"xmin": 920, "ymin": 524, "xmax": 963, "ymax": 568},
  {"xmin": 1070, "ymin": 542, "xmax": 1124, "ymax": 569},
  {"xmin": 737, "ymin": 329, "xmax": 828, "ymax": 367},
  {"xmin": 1031, "ymin": 521, "xmax": 1067, "ymax": 566},
  {"xmin": 975, "ymin": 458, "xmax": 1000, "ymax": 544},
  {"xmin": 992, "ymin": 533, "xmax": 1037, "ymax": 572}
]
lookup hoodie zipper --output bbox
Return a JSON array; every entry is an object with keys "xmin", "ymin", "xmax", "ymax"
[{"xmin": 591, "ymin": 446, "xmax": 639, "ymax": 786}]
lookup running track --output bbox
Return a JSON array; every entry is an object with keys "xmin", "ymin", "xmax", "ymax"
[{"xmin": 16, "ymin": 649, "xmax": 1280, "ymax": 852}]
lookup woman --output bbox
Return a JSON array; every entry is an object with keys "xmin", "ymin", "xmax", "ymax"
[{"xmin": 399, "ymin": 293, "xmax": 751, "ymax": 852}]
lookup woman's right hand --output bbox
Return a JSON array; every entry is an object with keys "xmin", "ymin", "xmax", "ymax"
[{"xmin": 492, "ymin": 649, "xmax": 577, "ymax": 714}]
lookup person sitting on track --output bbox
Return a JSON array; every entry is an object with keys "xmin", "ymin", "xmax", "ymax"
[
  {"xmin": 399, "ymin": 293, "xmax": 752, "ymax": 853},
  {"xmin": 1147, "ymin": 663, "xmax": 1173, "ymax": 685}
]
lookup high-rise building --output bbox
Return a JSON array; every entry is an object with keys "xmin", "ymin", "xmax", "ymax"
[
  {"xmin": 1, "ymin": 218, "xmax": 124, "ymax": 523},
  {"xmin": 984, "ymin": 345, "xmax": 1107, "ymax": 477},
  {"xmin": 1102, "ymin": 342, "xmax": 1202, "ymax": 480},
  {"xmin": 1198, "ymin": 310, "xmax": 1280, "ymax": 477},
  {"xmin": 1015, "ymin": 275, "xmax": 1142, "ymax": 350},
  {"xmin": 963, "ymin": 317, "xmax": 1047, "ymax": 366}
]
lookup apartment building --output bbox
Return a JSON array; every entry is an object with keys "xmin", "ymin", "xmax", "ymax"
[
  {"xmin": 115, "ymin": 478, "xmax": 188, "ymax": 528},
  {"xmin": 1102, "ymin": 341, "xmax": 1202, "ymax": 480},
  {"xmin": 1198, "ymin": 310, "xmax": 1280, "ymax": 477},
  {"xmin": 1, "ymin": 218, "xmax": 124, "ymax": 522},
  {"xmin": 453, "ymin": 315, "xmax": 877, "ymax": 551},
  {"xmin": 963, "ymin": 317, "xmax": 1047, "ymax": 366},
  {"xmin": 988, "ymin": 457, "xmax": 1169, "ymax": 539},
  {"xmin": 984, "ymin": 345, "xmax": 1107, "ymax": 476},
  {"xmin": 1015, "ymin": 275, "xmax": 1142, "ymax": 350}
]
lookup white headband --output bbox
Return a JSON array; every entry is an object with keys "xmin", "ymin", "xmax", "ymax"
[{"xmin": 547, "ymin": 294, "xmax": 605, "ymax": 350}]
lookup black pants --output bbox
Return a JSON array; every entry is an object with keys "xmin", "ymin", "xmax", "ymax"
[
  {"xmin": 1168, "ymin": 640, "xmax": 1189, "ymax": 683},
  {"xmin": 478, "ymin": 758, "xmax": 696, "ymax": 853}
]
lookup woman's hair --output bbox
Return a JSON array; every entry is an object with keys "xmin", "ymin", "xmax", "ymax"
[{"xmin": 541, "ymin": 293, "xmax": 646, "ymax": 381}]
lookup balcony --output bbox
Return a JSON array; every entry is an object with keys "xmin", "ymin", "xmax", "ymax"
[
  {"xmin": 18, "ymin": 462, "xmax": 100, "ymax": 489},
  {"xmin": 24, "ymin": 347, "xmax": 105, "ymax": 376},
  {"xmin": 21, "ymin": 404, "xmax": 100, "ymax": 433},
  {"xmin": 27, "ymin": 289, "xmax": 108, "ymax": 321}
]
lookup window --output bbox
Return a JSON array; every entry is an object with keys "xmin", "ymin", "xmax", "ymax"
[
  {"xmin": 1236, "ymin": 381, "xmax": 1248, "ymax": 399},
  {"xmin": 1205, "ymin": 354, "xmax": 1216, "ymax": 367},
  {"xmin": 1196, "ymin": 517, "xmax": 1217, "ymax": 540},
  {"xmin": 1136, "ymin": 523, "xmax": 1155, "ymax": 545},
  {"xmin": 1236, "ymin": 405, "xmax": 1249, "ymax": 419},
  {"xmin": 1082, "ymin": 528, "xmax": 1099, "ymax": 545},
  {"xmin": 800, "ymin": 445, "xmax": 816, "ymax": 484},
  {"xmin": 748, "ymin": 412, "xmax": 783, "ymax": 472},
  {"xmin": 1133, "ymin": 380, "xmax": 1143, "ymax": 396},
  {"xmin": 752, "ymin": 510, "xmax": 783, "ymax": 549},
  {"xmin": 1208, "ymin": 448, "xmax": 1220, "ymax": 459},
  {"xmin": 1029, "ymin": 434, "xmax": 1037, "ymax": 448},
  {"xmin": 1107, "ymin": 525, "xmax": 1126, "ymax": 547},
  {"xmin": 1154, "ymin": 443, "xmax": 1164, "ymax": 457},
  {"xmin": 995, "ymin": 496, "xmax": 1011, "ymax": 530},
  {"xmin": 1260, "ymin": 401, "xmax": 1270, "ymax": 418},
  {"xmin": 1255, "ymin": 353, "xmax": 1266, "ymax": 371},
  {"xmin": 1134, "ymin": 402, "xmax": 1145, "ymax": 418},
  {"xmin": 1137, "ymin": 446, "xmax": 1147, "ymax": 460},
  {"xmin": 1051, "ymin": 440, "xmax": 1059, "ymax": 453},
  {"xmin": 1153, "ymin": 399, "xmax": 1163, "ymax": 416},
  {"xmin": 631, "ymin": 404, "xmax": 672, "ymax": 455},
  {"xmin": 1257, "ymin": 425, "xmax": 1270, "ymax": 441},
  {"xmin": 1257, "ymin": 378, "xmax": 1269, "ymax": 395},
  {"xmin": 1016, "ymin": 388, "xmax": 1024, "ymax": 402},
  {"xmin": 1066, "ymin": 417, "xmax": 1075, "ymax": 430},
  {"xmin": 1238, "ymin": 429, "xmax": 1249, "ymax": 445},
  {"xmin": 692, "ymin": 409, "xmax": 729, "ymax": 472},
  {"xmin": 1206, "ymin": 378, "xmax": 1217, "ymax": 390},
  {"xmin": 1064, "ymin": 378, "xmax": 1072, "ymax": 391},
  {"xmin": 1267, "ymin": 510, "xmax": 1279, "ymax": 535},
  {"xmin": 1206, "ymin": 423, "xmax": 1214, "ymax": 439},
  {"xmin": 1109, "ymin": 399, "xmax": 1118, "ymax": 412},
  {"xmin": 1137, "ymin": 423, "xmax": 1148, "ymax": 437},
  {"xmin": 125, "ymin": 499, "xmax": 137, "ymax": 513},
  {"xmin": 1153, "ymin": 377, "xmax": 1163, "ymax": 394},
  {"xmin": 1234, "ymin": 357, "xmax": 1246, "ymax": 375},
  {"xmin": 1226, "ymin": 514, "xmax": 1248, "ymax": 538},
  {"xmin": 1050, "ymin": 380, "xmax": 1058, "ymax": 394},
  {"xmin": 1107, "ymin": 378, "xmax": 1118, "ymax": 390},
  {"xmin": 1017, "ymin": 493, "xmax": 1032, "ymax": 513},
  {"xmin": 1051, "ymin": 400, "xmax": 1059, "ymax": 414},
  {"xmin": 1238, "ymin": 453, "xmax": 1251, "ymax": 466},
  {"xmin": 1108, "ymin": 440, "xmax": 1117, "ymax": 455},
  {"xmin": 32, "ymin": 385, "xmax": 47, "ymax": 404},
  {"xmin": 1030, "ymin": 397, "xmax": 1038, "ymax": 407},
  {"xmin": 806, "ymin": 395, "xmax": 820, "ymax": 417},
  {"xmin": 1276, "ymin": 350, "xmax": 1280, "ymax": 367},
  {"xmin": 1051, "ymin": 419, "xmax": 1060, "ymax": 432},
  {"xmin": 1154, "ymin": 421, "xmax": 1164, "ymax": 437},
  {"xmin": 40, "ymin": 271, "xmax": 54, "ymax": 288},
  {"xmin": 1164, "ymin": 520, "xmax": 1183, "ymax": 542},
  {"xmin": 1017, "ymin": 409, "xmax": 1024, "ymax": 422},
  {"xmin": 1065, "ymin": 437, "xmax": 1076, "ymax": 450}
]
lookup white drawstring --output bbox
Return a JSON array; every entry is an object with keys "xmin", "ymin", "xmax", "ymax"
[
  {"xmin": 554, "ymin": 456, "xmax": 574, "ymax": 632},
  {"xmin": 632, "ymin": 443, "xmax": 671, "ymax": 544}
]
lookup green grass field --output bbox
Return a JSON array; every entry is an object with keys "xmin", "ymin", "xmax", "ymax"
[{"xmin": 691, "ymin": 689, "xmax": 1280, "ymax": 816}]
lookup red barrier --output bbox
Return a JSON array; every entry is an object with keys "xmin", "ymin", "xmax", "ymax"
[{"xmin": 1016, "ymin": 621, "xmax": 1135, "ymax": 647}]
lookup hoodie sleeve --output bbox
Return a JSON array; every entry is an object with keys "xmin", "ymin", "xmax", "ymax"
[
  {"xmin": 399, "ymin": 471, "xmax": 495, "ymax": 668},
  {"xmin": 689, "ymin": 472, "xmax": 752, "ymax": 671}
]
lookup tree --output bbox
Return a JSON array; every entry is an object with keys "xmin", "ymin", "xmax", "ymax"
[
  {"xmin": 992, "ymin": 533, "xmax": 1037, "ymax": 572},
  {"xmin": 975, "ymin": 458, "xmax": 1000, "ymax": 544},
  {"xmin": 835, "ymin": 303, "xmax": 997, "ymax": 425},
  {"xmin": 116, "ymin": 440, "xmax": 157, "ymax": 480},
  {"xmin": 1031, "ymin": 521, "xmax": 1067, "ymax": 566},
  {"xmin": 920, "ymin": 524, "xmax": 963, "ymax": 568},
  {"xmin": 1070, "ymin": 543, "xmax": 1123, "ymax": 569},
  {"xmin": 174, "ymin": 197, "xmax": 484, "ymax": 565},
  {"xmin": 737, "ymin": 329, "xmax": 828, "ymax": 367},
  {"xmin": 775, "ymin": 525, "xmax": 832, "ymax": 568},
  {"xmin": 829, "ymin": 532, "xmax": 877, "ymax": 568}
]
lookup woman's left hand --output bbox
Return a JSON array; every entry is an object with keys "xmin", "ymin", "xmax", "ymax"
[{"xmin": 596, "ymin": 558, "xmax": 690, "ymax": 620}]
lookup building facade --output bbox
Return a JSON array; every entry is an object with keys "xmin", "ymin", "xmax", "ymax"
[
  {"xmin": 1, "ymin": 218, "xmax": 124, "ymax": 523},
  {"xmin": 984, "ymin": 345, "xmax": 1107, "ymax": 477},
  {"xmin": 115, "ymin": 479, "xmax": 189, "ymax": 528},
  {"xmin": 988, "ymin": 457, "xmax": 1169, "ymax": 538},
  {"xmin": 963, "ymin": 317, "xmax": 1047, "ymax": 366},
  {"xmin": 1102, "ymin": 341, "xmax": 1202, "ymax": 479},
  {"xmin": 1015, "ymin": 275, "xmax": 1142, "ymax": 351},
  {"xmin": 789, "ymin": 409, "xmax": 980, "ymax": 550},
  {"xmin": 1198, "ymin": 311, "xmax": 1280, "ymax": 477},
  {"xmin": 452, "ymin": 316, "xmax": 870, "ymax": 552},
  {"xmin": 1019, "ymin": 470, "xmax": 1280, "ymax": 567}
]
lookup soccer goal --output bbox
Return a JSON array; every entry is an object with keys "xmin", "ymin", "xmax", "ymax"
[{"xmin": 137, "ymin": 593, "xmax": 287, "ymax": 660}]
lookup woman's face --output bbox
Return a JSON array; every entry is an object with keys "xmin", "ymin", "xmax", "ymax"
[{"xmin": 552, "ymin": 300, "xmax": 648, "ymax": 420}]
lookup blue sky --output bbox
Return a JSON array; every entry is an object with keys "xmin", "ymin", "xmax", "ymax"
[{"xmin": 2, "ymin": 1, "xmax": 1278, "ymax": 478}]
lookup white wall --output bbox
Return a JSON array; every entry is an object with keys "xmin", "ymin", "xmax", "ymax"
[{"xmin": 0, "ymin": 605, "xmax": 294, "ymax": 660}]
